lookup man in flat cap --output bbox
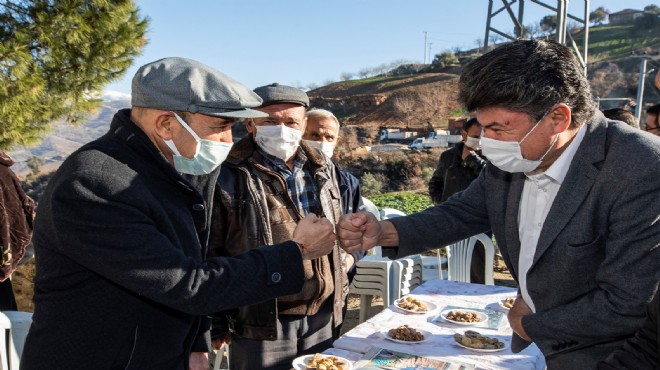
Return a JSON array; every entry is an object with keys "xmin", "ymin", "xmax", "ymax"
[
  {"xmin": 22, "ymin": 59, "xmax": 337, "ymax": 370},
  {"xmin": 208, "ymin": 83, "xmax": 349, "ymax": 369}
]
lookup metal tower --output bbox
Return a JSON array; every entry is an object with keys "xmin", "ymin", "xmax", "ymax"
[{"xmin": 484, "ymin": 0, "xmax": 591, "ymax": 73}]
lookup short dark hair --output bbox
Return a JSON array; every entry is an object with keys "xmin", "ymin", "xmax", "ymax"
[
  {"xmin": 463, "ymin": 117, "xmax": 480, "ymax": 132},
  {"xmin": 602, "ymin": 108, "xmax": 639, "ymax": 129},
  {"xmin": 646, "ymin": 103, "xmax": 660, "ymax": 116},
  {"xmin": 458, "ymin": 39, "xmax": 596, "ymax": 129}
]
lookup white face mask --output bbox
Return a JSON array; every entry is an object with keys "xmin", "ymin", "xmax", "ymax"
[
  {"xmin": 254, "ymin": 124, "xmax": 302, "ymax": 161},
  {"xmin": 464, "ymin": 137, "xmax": 481, "ymax": 150},
  {"xmin": 480, "ymin": 114, "xmax": 557, "ymax": 173},
  {"xmin": 303, "ymin": 139, "xmax": 335, "ymax": 158},
  {"xmin": 164, "ymin": 112, "xmax": 233, "ymax": 175}
]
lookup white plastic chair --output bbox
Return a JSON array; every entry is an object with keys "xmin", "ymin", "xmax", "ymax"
[
  {"xmin": 441, "ymin": 233, "xmax": 495, "ymax": 285},
  {"xmin": 0, "ymin": 311, "xmax": 32, "ymax": 370},
  {"xmin": 379, "ymin": 208, "xmax": 406, "ymax": 220},
  {"xmin": 212, "ymin": 344, "xmax": 229, "ymax": 370}
]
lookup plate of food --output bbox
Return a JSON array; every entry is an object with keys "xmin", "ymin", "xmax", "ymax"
[
  {"xmin": 499, "ymin": 297, "xmax": 515, "ymax": 311},
  {"xmin": 440, "ymin": 309, "xmax": 488, "ymax": 325},
  {"xmin": 453, "ymin": 330, "xmax": 508, "ymax": 352},
  {"xmin": 383, "ymin": 325, "xmax": 431, "ymax": 344},
  {"xmin": 394, "ymin": 296, "xmax": 437, "ymax": 314},
  {"xmin": 292, "ymin": 353, "xmax": 353, "ymax": 370}
]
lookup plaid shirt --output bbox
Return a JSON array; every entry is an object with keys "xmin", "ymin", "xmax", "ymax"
[{"xmin": 257, "ymin": 147, "xmax": 320, "ymax": 216}]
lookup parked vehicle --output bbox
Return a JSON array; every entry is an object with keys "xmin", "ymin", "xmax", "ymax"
[
  {"xmin": 378, "ymin": 129, "xmax": 418, "ymax": 143},
  {"xmin": 409, "ymin": 130, "xmax": 462, "ymax": 150}
]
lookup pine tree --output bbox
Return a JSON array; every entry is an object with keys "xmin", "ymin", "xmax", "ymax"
[{"xmin": 0, "ymin": 0, "xmax": 148, "ymax": 149}]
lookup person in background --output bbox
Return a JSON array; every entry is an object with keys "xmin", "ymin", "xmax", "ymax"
[
  {"xmin": 302, "ymin": 107, "xmax": 365, "ymax": 337},
  {"xmin": 21, "ymin": 58, "xmax": 336, "ymax": 370},
  {"xmin": 0, "ymin": 151, "xmax": 35, "ymax": 311},
  {"xmin": 209, "ymin": 84, "xmax": 350, "ymax": 370},
  {"xmin": 601, "ymin": 107, "xmax": 639, "ymax": 129},
  {"xmin": 428, "ymin": 117, "xmax": 489, "ymax": 284},
  {"xmin": 336, "ymin": 39, "xmax": 660, "ymax": 369},
  {"xmin": 645, "ymin": 103, "xmax": 660, "ymax": 135},
  {"xmin": 597, "ymin": 287, "xmax": 659, "ymax": 369}
]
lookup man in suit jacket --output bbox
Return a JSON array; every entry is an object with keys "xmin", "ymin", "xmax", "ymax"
[{"xmin": 336, "ymin": 39, "xmax": 660, "ymax": 369}]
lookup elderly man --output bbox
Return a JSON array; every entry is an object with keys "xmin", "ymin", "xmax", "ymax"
[
  {"xmin": 22, "ymin": 58, "xmax": 336, "ymax": 370},
  {"xmin": 337, "ymin": 40, "xmax": 660, "ymax": 369},
  {"xmin": 302, "ymin": 107, "xmax": 365, "ymax": 338},
  {"xmin": 209, "ymin": 84, "xmax": 349, "ymax": 369}
]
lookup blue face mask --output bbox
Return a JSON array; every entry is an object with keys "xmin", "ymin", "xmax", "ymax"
[{"xmin": 164, "ymin": 112, "xmax": 233, "ymax": 175}]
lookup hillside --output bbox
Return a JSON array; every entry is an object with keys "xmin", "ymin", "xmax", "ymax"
[{"xmin": 309, "ymin": 22, "xmax": 660, "ymax": 142}]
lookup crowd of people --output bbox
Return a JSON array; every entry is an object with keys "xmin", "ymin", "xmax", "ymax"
[{"xmin": 2, "ymin": 39, "xmax": 658, "ymax": 370}]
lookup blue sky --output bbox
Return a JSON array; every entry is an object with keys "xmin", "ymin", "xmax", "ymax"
[{"xmin": 105, "ymin": 0, "xmax": 654, "ymax": 94}]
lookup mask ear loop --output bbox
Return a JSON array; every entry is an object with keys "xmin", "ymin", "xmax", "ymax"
[{"xmin": 171, "ymin": 112, "xmax": 201, "ymax": 157}]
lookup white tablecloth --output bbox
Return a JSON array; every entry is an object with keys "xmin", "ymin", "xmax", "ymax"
[{"xmin": 333, "ymin": 280, "xmax": 546, "ymax": 370}]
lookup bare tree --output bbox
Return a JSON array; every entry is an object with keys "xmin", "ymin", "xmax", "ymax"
[
  {"xmin": 340, "ymin": 72, "xmax": 354, "ymax": 81},
  {"xmin": 358, "ymin": 68, "xmax": 370, "ymax": 79}
]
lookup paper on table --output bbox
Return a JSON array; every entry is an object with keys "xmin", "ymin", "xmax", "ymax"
[
  {"xmin": 431, "ymin": 305, "xmax": 506, "ymax": 330},
  {"xmin": 354, "ymin": 346, "xmax": 477, "ymax": 370}
]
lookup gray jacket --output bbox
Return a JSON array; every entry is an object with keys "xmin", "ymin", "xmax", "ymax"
[{"xmin": 388, "ymin": 112, "xmax": 660, "ymax": 369}]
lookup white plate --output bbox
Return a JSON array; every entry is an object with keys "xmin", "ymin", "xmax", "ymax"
[
  {"xmin": 393, "ymin": 297, "xmax": 437, "ymax": 314},
  {"xmin": 499, "ymin": 297, "xmax": 515, "ymax": 311},
  {"xmin": 292, "ymin": 354, "xmax": 353, "ymax": 370},
  {"xmin": 440, "ymin": 309, "xmax": 488, "ymax": 325},
  {"xmin": 383, "ymin": 329, "xmax": 432, "ymax": 344},
  {"xmin": 454, "ymin": 338, "xmax": 509, "ymax": 352}
]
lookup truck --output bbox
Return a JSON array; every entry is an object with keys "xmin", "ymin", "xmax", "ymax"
[
  {"xmin": 409, "ymin": 130, "xmax": 462, "ymax": 151},
  {"xmin": 378, "ymin": 128, "xmax": 418, "ymax": 143}
]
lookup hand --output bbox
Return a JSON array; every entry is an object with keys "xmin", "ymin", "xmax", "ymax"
[
  {"xmin": 188, "ymin": 352, "xmax": 209, "ymax": 370},
  {"xmin": 507, "ymin": 295, "xmax": 533, "ymax": 342},
  {"xmin": 293, "ymin": 213, "xmax": 336, "ymax": 260},
  {"xmin": 337, "ymin": 212, "xmax": 381, "ymax": 253},
  {"xmin": 211, "ymin": 334, "xmax": 231, "ymax": 350}
]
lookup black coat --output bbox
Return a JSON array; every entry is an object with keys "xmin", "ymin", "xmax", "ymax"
[
  {"xmin": 597, "ymin": 288, "xmax": 659, "ymax": 369},
  {"xmin": 22, "ymin": 109, "xmax": 306, "ymax": 370},
  {"xmin": 428, "ymin": 142, "xmax": 487, "ymax": 204}
]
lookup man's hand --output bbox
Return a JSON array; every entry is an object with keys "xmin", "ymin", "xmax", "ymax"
[
  {"xmin": 292, "ymin": 213, "xmax": 336, "ymax": 260},
  {"xmin": 507, "ymin": 296, "xmax": 533, "ymax": 342},
  {"xmin": 337, "ymin": 212, "xmax": 381, "ymax": 253},
  {"xmin": 211, "ymin": 334, "xmax": 231, "ymax": 350},
  {"xmin": 189, "ymin": 352, "xmax": 209, "ymax": 370}
]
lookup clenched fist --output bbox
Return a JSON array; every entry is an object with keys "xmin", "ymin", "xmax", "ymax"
[
  {"xmin": 292, "ymin": 214, "xmax": 336, "ymax": 260},
  {"xmin": 337, "ymin": 211, "xmax": 382, "ymax": 253}
]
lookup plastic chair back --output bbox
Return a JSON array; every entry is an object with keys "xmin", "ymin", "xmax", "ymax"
[
  {"xmin": 0, "ymin": 311, "xmax": 32, "ymax": 370},
  {"xmin": 444, "ymin": 233, "xmax": 495, "ymax": 285},
  {"xmin": 379, "ymin": 208, "xmax": 406, "ymax": 220},
  {"xmin": 360, "ymin": 197, "xmax": 382, "ymax": 256}
]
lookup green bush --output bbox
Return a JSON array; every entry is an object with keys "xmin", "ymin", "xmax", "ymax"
[
  {"xmin": 360, "ymin": 172, "xmax": 386, "ymax": 198},
  {"xmin": 370, "ymin": 192, "xmax": 433, "ymax": 215}
]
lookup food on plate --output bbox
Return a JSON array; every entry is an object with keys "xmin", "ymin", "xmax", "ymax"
[
  {"xmin": 445, "ymin": 310, "xmax": 483, "ymax": 323},
  {"xmin": 502, "ymin": 297, "xmax": 515, "ymax": 309},
  {"xmin": 387, "ymin": 324, "xmax": 425, "ymax": 341},
  {"xmin": 453, "ymin": 330, "xmax": 505, "ymax": 350},
  {"xmin": 304, "ymin": 353, "xmax": 348, "ymax": 370},
  {"xmin": 397, "ymin": 297, "xmax": 428, "ymax": 312}
]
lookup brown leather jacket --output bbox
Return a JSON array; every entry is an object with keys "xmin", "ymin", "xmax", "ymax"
[
  {"xmin": 209, "ymin": 137, "xmax": 348, "ymax": 340},
  {"xmin": 0, "ymin": 151, "xmax": 35, "ymax": 281}
]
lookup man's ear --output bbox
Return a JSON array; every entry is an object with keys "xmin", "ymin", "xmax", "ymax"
[
  {"xmin": 154, "ymin": 112, "xmax": 175, "ymax": 140},
  {"xmin": 245, "ymin": 119, "xmax": 257, "ymax": 135},
  {"xmin": 550, "ymin": 103, "xmax": 572, "ymax": 133},
  {"xmin": 460, "ymin": 130, "xmax": 468, "ymax": 141}
]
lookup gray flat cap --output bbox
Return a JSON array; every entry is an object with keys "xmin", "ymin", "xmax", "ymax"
[
  {"xmin": 131, "ymin": 57, "xmax": 267, "ymax": 118},
  {"xmin": 253, "ymin": 83, "xmax": 309, "ymax": 108}
]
